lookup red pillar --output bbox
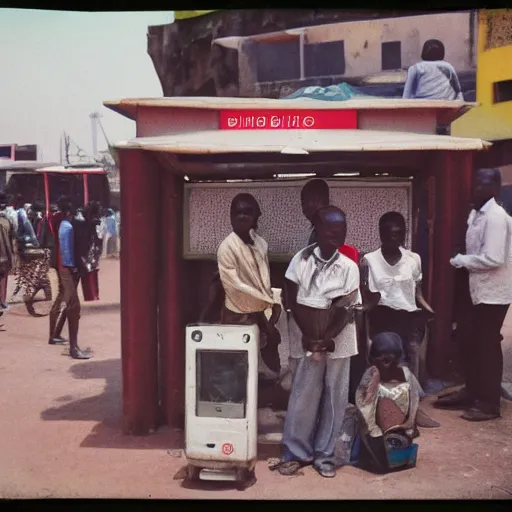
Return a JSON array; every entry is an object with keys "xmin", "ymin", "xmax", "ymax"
[
  {"xmin": 428, "ymin": 151, "xmax": 473, "ymax": 379},
  {"xmin": 118, "ymin": 149, "xmax": 160, "ymax": 435},
  {"xmin": 159, "ymin": 170, "xmax": 185, "ymax": 428}
]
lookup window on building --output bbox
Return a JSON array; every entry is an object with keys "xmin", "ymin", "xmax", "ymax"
[
  {"xmin": 0, "ymin": 146, "xmax": 13, "ymax": 159},
  {"xmin": 494, "ymin": 80, "xmax": 512, "ymax": 104},
  {"xmin": 381, "ymin": 41, "xmax": 402, "ymax": 71},
  {"xmin": 304, "ymin": 40, "xmax": 346, "ymax": 78},
  {"xmin": 255, "ymin": 40, "xmax": 300, "ymax": 82}
]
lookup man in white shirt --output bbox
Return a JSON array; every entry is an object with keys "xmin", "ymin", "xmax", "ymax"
[
  {"xmin": 274, "ymin": 206, "xmax": 359, "ymax": 478},
  {"xmin": 436, "ymin": 168, "xmax": 512, "ymax": 421}
]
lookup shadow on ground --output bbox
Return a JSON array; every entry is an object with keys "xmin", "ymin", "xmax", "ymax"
[
  {"xmin": 39, "ymin": 357, "xmax": 284, "ymax": 459},
  {"xmin": 81, "ymin": 303, "xmax": 120, "ymax": 315},
  {"xmin": 7, "ymin": 300, "xmax": 120, "ymax": 318},
  {"xmin": 40, "ymin": 358, "xmax": 181, "ymax": 450}
]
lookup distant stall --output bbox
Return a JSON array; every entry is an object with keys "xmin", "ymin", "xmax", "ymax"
[
  {"xmin": 35, "ymin": 165, "xmax": 108, "ymax": 215},
  {"xmin": 105, "ymin": 95, "xmax": 490, "ymax": 435},
  {"xmin": 1, "ymin": 162, "xmax": 110, "ymax": 210}
]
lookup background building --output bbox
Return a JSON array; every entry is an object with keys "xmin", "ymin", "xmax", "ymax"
[
  {"xmin": 147, "ymin": 9, "xmax": 445, "ymax": 97},
  {"xmin": 452, "ymin": 9, "xmax": 512, "ymax": 186},
  {"xmin": 0, "ymin": 143, "xmax": 38, "ymax": 188},
  {"xmin": 213, "ymin": 11, "xmax": 477, "ymax": 98}
]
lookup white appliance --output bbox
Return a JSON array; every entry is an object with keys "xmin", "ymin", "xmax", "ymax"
[{"xmin": 185, "ymin": 323, "xmax": 259, "ymax": 482}]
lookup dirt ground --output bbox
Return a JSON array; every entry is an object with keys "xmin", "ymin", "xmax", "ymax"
[{"xmin": 0, "ymin": 259, "xmax": 511, "ymax": 500}]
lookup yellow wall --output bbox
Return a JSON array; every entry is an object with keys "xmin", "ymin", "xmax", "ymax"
[
  {"xmin": 174, "ymin": 11, "xmax": 217, "ymax": 21},
  {"xmin": 452, "ymin": 10, "xmax": 512, "ymax": 140}
]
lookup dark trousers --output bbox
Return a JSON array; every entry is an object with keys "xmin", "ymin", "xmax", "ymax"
[
  {"xmin": 0, "ymin": 272, "xmax": 7, "ymax": 305},
  {"xmin": 461, "ymin": 303, "xmax": 509, "ymax": 409},
  {"xmin": 368, "ymin": 306, "xmax": 425, "ymax": 381},
  {"xmin": 49, "ymin": 267, "xmax": 81, "ymax": 347}
]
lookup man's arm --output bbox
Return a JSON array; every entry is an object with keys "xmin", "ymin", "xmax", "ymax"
[
  {"xmin": 8, "ymin": 220, "xmax": 15, "ymax": 254},
  {"xmin": 451, "ymin": 214, "xmax": 510, "ymax": 271},
  {"xmin": 402, "ymin": 65, "xmax": 418, "ymax": 99},
  {"xmin": 450, "ymin": 67, "xmax": 464, "ymax": 101},
  {"xmin": 322, "ymin": 265, "xmax": 360, "ymax": 341},
  {"xmin": 283, "ymin": 277, "xmax": 298, "ymax": 311},
  {"xmin": 20, "ymin": 209, "xmax": 39, "ymax": 246},
  {"xmin": 322, "ymin": 290, "xmax": 359, "ymax": 342},
  {"xmin": 360, "ymin": 256, "xmax": 381, "ymax": 312},
  {"xmin": 411, "ymin": 253, "xmax": 434, "ymax": 315},
  {"xmin": 217, "ymin": 244, "xmax": 274, "ymax": 306},
  {"xmin": 284, "ymin": 254, "xmax": 314, "ymax": 334}
]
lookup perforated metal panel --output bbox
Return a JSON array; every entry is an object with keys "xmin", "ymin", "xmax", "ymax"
[{"xmin": 184, "ymin": 180, "xmax": 412, "ymax": 259}]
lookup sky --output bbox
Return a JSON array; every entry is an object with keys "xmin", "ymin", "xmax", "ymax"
[{"xmin": 0, "ymin": 9, "xmax": 173, "ymax": 162}]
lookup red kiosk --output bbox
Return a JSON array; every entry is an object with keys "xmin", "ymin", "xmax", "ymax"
[{"xmin": 104, "ymin": 96, "xmax": 490, "ymax": 435}]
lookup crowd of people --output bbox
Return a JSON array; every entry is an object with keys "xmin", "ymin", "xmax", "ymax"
[
  {"xmin": 204, "ymin": 168, "xmax": 512, "ymax": 477},
  {"xmin": 1, "ymin": 164, "xmax": 510, "ymax": 478},
  {"xmin": 0, "ymin": 192, "xmax": 120, "ymax": 343}
]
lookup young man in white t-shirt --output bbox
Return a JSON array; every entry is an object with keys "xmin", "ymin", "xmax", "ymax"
[{"xmin": 274, "ymin": 206, "xmax": 359, "ymax": 478}]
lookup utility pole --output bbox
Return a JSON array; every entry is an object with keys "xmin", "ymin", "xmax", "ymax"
[{"xmin": 90, "ymin": 111, "xmax": 102, "ymax": 158}]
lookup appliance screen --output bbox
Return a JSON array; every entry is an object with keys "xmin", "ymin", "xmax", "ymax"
[{"xmin": 196, "ymin": 350, "xmax": 248, "ymax": 418}]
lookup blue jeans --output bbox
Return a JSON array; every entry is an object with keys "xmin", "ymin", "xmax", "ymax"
[{"xmin": 282, "ymin": 354, "xmax": 350, "ymax": 467}]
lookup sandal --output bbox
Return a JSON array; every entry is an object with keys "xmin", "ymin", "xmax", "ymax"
[
  {"xmin": 314, "ymin": 462, "xmax": 336, "ymax": 478},
  {"xmin": 49, "ymin": 337, "xmax": 68, "ymax": 345},
  {"xmin": 70, "ymin": 348, "xmax": 92, "ymax": 360},
  {"xmin": 268, "ymin": 459, "xmax": 306, "ymax": 476}
]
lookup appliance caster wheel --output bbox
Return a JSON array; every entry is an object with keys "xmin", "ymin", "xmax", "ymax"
[
  {"xmin": 186, "ymin": 465, "xmax": 201, "ymax": 481},
  {"xmin": 236, "ymin": 468, "xmax": 256, "ymax": 490}
]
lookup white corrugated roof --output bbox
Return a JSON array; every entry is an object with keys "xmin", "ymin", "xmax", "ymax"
[{"xmin": 114, "ymin": 129, "xmax": 490, "ymax": 154}]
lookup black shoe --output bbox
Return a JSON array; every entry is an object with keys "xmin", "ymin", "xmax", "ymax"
[
  {"xmin": 461, "ymin": 401, "xmax": 500, "ymax": 422},
  {"xmin": 434, "ymin": 388, "xmax": 474, "ymax": 410},
  {"xmin": 49, "ymin": 337, "xmax": 68, "ymax": 345}
]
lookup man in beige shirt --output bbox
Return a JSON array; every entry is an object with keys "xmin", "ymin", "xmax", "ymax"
[{"xmin": 217, "ymin": 193, "xmax": 281, "ymax": 373}]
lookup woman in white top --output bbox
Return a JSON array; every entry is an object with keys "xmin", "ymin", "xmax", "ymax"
[{"xmin": 360, "ymin": 212, "xmax": 434, "ymax": 383}]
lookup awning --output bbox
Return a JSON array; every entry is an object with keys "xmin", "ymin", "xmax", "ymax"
[
  {"xmin": 115, "ymin": 129, "xmax": 491, "ymax": 154},
  {"xmin": 0, "ymin": 161, "xmax": 60, "ymax": 172},
  {"xmin": 104, "ymin": 96, "xmax": 476, "ymax": 123},
  {"xmin": 36, "ymin": 166, "xmax": 106, "ymax": 175},
  {"xmin": 213, "ymin": 29, "xmax": 306, "ymax": 50}
]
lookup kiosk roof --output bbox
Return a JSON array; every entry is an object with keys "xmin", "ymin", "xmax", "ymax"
[
  {"xmin": 115, "ymin": 128, "xmax": 490, "ymax": 154},
  {"xmin": 104, "ymin": 96, "xmax": 476, "ymax": 124}
]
